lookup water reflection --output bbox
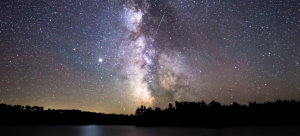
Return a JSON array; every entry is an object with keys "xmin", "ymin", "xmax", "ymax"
[
  {"xmin": 0, "ymin": 125, "xmax": 299, "ymax": 136},
  {"xmin": 79, "ymin": 125, "xmax": 100, "ymax": 136}
]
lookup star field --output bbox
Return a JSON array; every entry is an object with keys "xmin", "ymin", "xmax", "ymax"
[{"xmin": 0, "ymin": 0, "xmax": 299, "ymax": 114}]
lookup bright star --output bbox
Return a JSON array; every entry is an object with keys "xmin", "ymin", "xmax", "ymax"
[{"xmin": 98, "ymin": 58, "xmax": 103, "ymax": 62}]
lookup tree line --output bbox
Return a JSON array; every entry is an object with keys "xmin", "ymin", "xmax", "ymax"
[
  {"xmin": 135, "ymin": 99, "xmax": 300, "ymax": 116},
  {"xmin": 134, "ymin": 99, "xmax": 300, "ymax": 126},
  {"xmin": 0, "ymin": 104, "xmax": 44, "ymax": 112},
  {"xmin": 1, "ymin": 99, "xmax": 300, "ymax": 126}
]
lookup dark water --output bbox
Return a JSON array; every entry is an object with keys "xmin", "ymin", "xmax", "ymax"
[{"xmin": 0, "ymin": 125, "xmax": 299, "ymax": 136}]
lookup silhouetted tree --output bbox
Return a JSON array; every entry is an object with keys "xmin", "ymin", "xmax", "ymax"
[
  {"xmin": 232, "ymin": 102, "xmax": 241, "ymax": 107},
  {"xmin": 200, "ymin": 100, "xmax": 206, "ymax": 107},
  {"xmin": 168, "ymin": 103, "xmax": 173, "ymax": 110},
  {"xmin": 139, "ymin": 105, "xmax": 144, "ymax": 114},
  {"xmin": 32, "ymin": 106, "xmax": 40, "ymax": 111},
  {"xmin": 209, "ymin": 100, "xmax": 221, "ymax": 107},
  {"xmin": 138, "ymin": 105, "xmax": 147, "ymax": 115},
  {"xmin": 155, "ymin": 107, "xmax": 161, "ymax": 112},
  {"xmin": 25, "ymin": 105, "xmax": 32, "ymax": 111},
  {"xmin": 175, "ymin": 101, "xmax": 180, "ymax": 109},
  {"xmin": 145, "ymin": 107, "xmax": 153, "ymax": 115},
  {"xmin": 135, "ymin": 107, "xmax": 141, "ymax": 115}
]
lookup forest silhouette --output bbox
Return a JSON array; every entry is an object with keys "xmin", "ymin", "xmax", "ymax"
[{"xmin": 1, "ymin": 99, "xmax": 300, "ymax": 127}]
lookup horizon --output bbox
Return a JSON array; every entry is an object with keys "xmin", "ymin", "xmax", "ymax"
[
  {"xmin": 0, "ymin": 0, "xmax": 299, "ymax": 115},
  {"xmin": 1, "ymin": 98, "xmax": 299, "ymax": 114}
]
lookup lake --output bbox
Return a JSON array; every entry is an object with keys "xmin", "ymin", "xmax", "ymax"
[{"xmin": 0, "ymin": 125, "xmax": 299, "ymax": 136}]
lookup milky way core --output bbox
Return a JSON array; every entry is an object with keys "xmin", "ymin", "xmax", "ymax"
[
  {"xmin": 120, "ymin": 1, "xmax": 197, "ymax": 108},
  {"xmin": 121, "ymin": 3, "xmax": 154, "ymax": 106}
]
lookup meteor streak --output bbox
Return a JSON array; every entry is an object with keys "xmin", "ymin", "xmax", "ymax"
[{"xmin": 155, "ymin": 14, "xmax": 165, "ymax": 35}]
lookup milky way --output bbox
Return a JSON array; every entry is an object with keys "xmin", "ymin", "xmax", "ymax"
[
  {"xmin": 119, "ymin": 0, "xmax": 198, "ymax": 108},
  {"xmin": 0, "ymin": 0, "xmax": 299, "ymax": 114}
]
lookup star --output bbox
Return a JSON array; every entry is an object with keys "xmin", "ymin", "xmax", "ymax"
[{"xmin": 0, "ymin": 0, "xmax": 299, "ymax": 115}]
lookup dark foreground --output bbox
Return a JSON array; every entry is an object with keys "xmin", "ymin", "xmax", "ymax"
[
  {"xmin": 1, "ymin": 99, "xmax": 300, "ymax": 127},
  {"xmin": 1, "ymin": 126, "xmax": 300, "ymax": 136}
]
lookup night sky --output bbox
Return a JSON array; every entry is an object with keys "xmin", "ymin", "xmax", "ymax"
[{"xmin": 0, "ymin": 0, "xmax": 299, "ymax": 114}]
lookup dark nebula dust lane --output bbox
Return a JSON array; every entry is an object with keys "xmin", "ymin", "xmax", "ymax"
[{"xmin": 0, "ymin": 0, "xmax": 299, "ymax": 114}]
